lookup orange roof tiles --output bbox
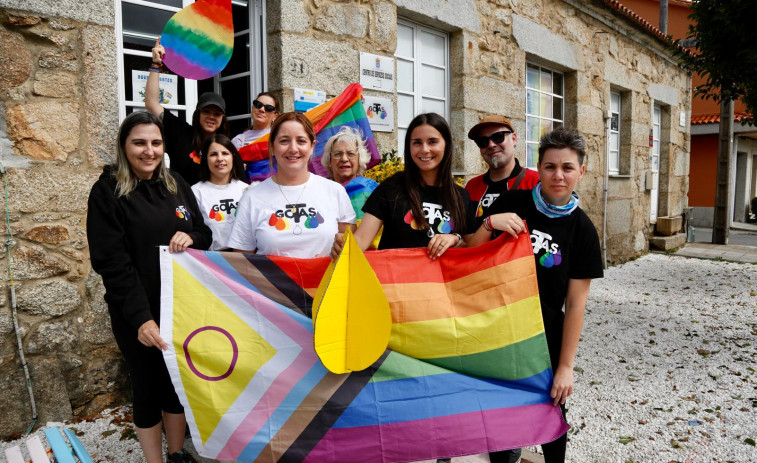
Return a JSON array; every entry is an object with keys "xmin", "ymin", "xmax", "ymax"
[{"xmin": 691, "ymin": 112, "xmax": 751, "ymax": 125}]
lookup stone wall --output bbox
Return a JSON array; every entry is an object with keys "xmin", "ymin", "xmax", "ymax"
[
  {"xmin": 0, "ymin": 6, "xmax": 128, "ymax": 438},
  {"xmin": 267, "ymin": 0, "xmax": 691, "ymax": 265}
]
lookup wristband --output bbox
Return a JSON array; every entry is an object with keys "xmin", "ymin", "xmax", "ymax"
[
  {"xmin": 452, "ymin": 233, "xmax": 463, "ymax": 247},
  {"xmin": 483, "ymin": 216, "xmax": 493, "ymax": 232},
  {"xmin": 149, "ymin": 62, "xmax": 165, "ymax": 73}
]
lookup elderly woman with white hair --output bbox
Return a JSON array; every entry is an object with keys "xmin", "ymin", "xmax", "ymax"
[{"xmin": 321, "ymin": 126, "xmax": 379, "ymax": 225}]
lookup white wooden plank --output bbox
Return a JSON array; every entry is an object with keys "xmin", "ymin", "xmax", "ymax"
[
  {"xmin": 26, "ymin": 435, "xmax": 51, "ymax": 463},
  {"xmin": 4, "ymin": 445, "xmax": 25, "ymax": 463}
]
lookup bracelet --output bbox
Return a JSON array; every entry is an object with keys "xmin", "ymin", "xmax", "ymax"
[
  {"xmin": 483, "ymin": 216, "xmax": 493, "ymax": 232},
  {"xmin": 452, "ymin": 233, "xmax": 463, "ymax": 247},
  {"xmin": 149, "ymin": 62, "xmax": 165, "ymax": 73}
]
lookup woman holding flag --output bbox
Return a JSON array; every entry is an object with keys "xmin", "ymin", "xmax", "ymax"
[
  {"xmin": 330, "ymin": 112, "xmax": 476, "ymax": 259},
  {"xmin": 470, "ymin": 127, "xmax": 604, "ymax": 463},
  {"xmin": 227, "ymin": 112, "xmax": 356, "ymax": 258}
]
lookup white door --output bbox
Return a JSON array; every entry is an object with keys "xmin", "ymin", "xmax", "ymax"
[{"xmin": 650, "ymin": 105, "xmax": 661, "ymax": 222}]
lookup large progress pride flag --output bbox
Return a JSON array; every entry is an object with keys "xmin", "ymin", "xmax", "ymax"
[
  {"xmin": 238, "ymin": 83, "xmax": 380, "ymax": 182},
  {"xmin": 159, "ymin": 234, "xmax": 567, "ymax": 462}
]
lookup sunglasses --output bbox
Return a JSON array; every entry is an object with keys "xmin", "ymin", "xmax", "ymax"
[
  {"xmin": 473, "ymin": 130, "xmax": 513, "ymax": 148},
  {"xmin": 252, "ymin": 99, "xmax": 277, "ymax": 113}
]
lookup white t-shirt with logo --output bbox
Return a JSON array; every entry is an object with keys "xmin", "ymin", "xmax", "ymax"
[
  {"xmin": 191, "ymin": 179, "xmax": 249, "ymax": 250},
  {"xmin": 227, "ymin": 174, "xmax": 356, "ymax": 258}
]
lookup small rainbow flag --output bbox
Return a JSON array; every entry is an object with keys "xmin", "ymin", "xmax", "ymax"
[
  {"xmin": 161, "ymin": 0, "xmax": 234, "ymax": 80},
  {"xmin": 238, "ymin": 84, "xmax": 380, "ymax": 182},
  {"xmin": 160, "ymin": 234, "xmax": 567, "ymax": 462}
]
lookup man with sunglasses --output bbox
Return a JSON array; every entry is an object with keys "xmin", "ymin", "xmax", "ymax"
[{"xmin": 466, "ymin": 115, "xmax": 539, "ymax": 223}]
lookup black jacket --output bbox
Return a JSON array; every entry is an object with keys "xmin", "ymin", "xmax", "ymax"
[{"xmin": 87, "ymin": 166, "xmax": 211, "ymax": 330}]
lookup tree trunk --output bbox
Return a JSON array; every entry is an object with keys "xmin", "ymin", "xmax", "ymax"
[{"xmin": 712, "ymin": 99, "xmax": 734, "ymax": 244}]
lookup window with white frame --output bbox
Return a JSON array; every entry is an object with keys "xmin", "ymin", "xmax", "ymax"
[
  {"xmin": 395, "ymin": 19, "xmax": 449, "ymax": 153},
  {"xmin": 115, "ymin": 0, "xmax": 266, "ymax": 136},
  {"xmin": 609, "ymin": 90, "xmax": 621, "ymax": 175},
  {"xmin": 525, "ymin": 63, "xmax": 564, "ymax": 168}
]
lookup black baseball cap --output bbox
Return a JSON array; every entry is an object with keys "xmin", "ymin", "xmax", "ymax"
[{"xmin": 197, "ymin": 92, "xmax": 226, "ymax": 113}]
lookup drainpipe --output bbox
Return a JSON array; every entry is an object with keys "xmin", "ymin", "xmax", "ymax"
[
  {"xmin": 659, "ymin": 0, "xmax": 669, "ymax": 35},
  {"xmin": 602, "ymin": 111, "xmax": 610, "ymax": 269}
]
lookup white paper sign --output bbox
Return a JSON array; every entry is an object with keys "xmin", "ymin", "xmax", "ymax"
[
  {"xmin": 359, "ymin": 52, "xmax": 395, "ymax": 93},
  {"xmin": 362, "ymin": 96, "xmax": 394, "ymax": 132},
  {"xmin": 132, "ymin": 70, "xmax": 178, "ymax": 105},
  {"xmin": 294, "ymin": 88, "xmax": 327, "ymax": 112}
]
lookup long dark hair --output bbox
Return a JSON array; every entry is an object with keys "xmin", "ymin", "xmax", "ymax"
[
  {"xmin": 198, "ymin": 134, "xmax": 246, "ymax": 183},
  {"xmin": 191, "ymin": 107, "xmax": 230, "ymax": 159},
  {"xmin": 399, "ymin": 113, "xmax": 467, "ymax": 234}
]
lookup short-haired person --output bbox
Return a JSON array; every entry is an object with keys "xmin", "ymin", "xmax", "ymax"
[
  {"xmin": 470, "ymin": 127, "xmax": 603, "ymax": 463},
  {"xmin": 232, "ymin": 92, "xmax": 281, "ymax": 149},
  {"xmin": 146, "ymin": 37, "xmax": 229, "ymax": 185},
  {"xmin": 191, "ymin": 134, "xmax": 249, "ymax": 250},
  {"xmin": 87, "ymin": 111, "xmax": 211, "ymax": 463},
  {"xmin": 466, "ymin": 115, "xmax": 539, "ymax": 221},
  {"xmin": 321, "ymin": 126, "xmax": 379, "ymax": 221},
  {"xmin": 227, "ymin": 112, "xmax": 356, "ymax": 258}
]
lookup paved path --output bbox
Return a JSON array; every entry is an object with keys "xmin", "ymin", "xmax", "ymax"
[{"xmin": 675, "ymin": 223, "xmax": 757, "ymax": 263}]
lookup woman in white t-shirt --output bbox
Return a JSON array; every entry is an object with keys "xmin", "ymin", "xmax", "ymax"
[
  {"xmin": 191, "ymin": 134, "xmax": 249, "ymax": 250},
  {"xmin": 227, "ymin": 112, "xmax": 356, "ymax": 258},
  {"xmin": 231, "ymin": 92, "xmax": 281, "ymax": 149}
]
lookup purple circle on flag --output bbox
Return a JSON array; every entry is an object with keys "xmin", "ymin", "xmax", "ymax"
[{"xmin": 183, "ymin": 326, "xmax": 239, "ymax": 381}]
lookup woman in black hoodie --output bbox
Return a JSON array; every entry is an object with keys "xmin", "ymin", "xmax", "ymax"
[{"xmin": 87, "ymin": 111, "xmax": 211, "ymax": 463}]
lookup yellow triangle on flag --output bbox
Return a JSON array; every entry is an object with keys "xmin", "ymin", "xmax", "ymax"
[
  {"xmin": 172, "ymin": 262, "xmax": 276, "ymax": 444},
  {"xmin": 312, "ymin": 228, "xmax": 391, "ymax": 374}
]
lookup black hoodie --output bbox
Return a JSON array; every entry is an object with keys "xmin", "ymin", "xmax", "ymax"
[{"xmin": 87, "ymin": 166, "xmax": 212, "ymax": 331}]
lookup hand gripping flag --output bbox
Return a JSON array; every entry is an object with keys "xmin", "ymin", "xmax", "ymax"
[
  {"xmin": 238, "ymin": 83, "xmax": 380, "ymax": 183},
  {"xmin": 159, "ymin": 233, "xmax": 568, "ymax": 462}
]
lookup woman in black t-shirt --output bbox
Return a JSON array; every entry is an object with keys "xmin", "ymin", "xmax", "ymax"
[
  {"xmin": 145, "ymin": 37, "xmax": 230, "ymax": 185},
  {"xmin": 331, "ymin": 113, "xmax": 475, "ymax": 259},
  {"xmin": 470, "ymin": 127, "xmax": 604, "ymax": 463}
]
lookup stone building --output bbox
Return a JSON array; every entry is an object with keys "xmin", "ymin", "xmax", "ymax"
[{"xmin": 0, "ymin": 0, "xmax": 690, "ymax": 437}]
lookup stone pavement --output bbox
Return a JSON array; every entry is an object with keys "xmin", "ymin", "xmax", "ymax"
[{"xmin": 674, "ymin": 223, "xmax": 757, "ymax": 263}]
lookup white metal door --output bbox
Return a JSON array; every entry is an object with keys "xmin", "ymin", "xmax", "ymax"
[{"xmin": 650, "ymin": 105, "xmax": 661, "ymax": 222}]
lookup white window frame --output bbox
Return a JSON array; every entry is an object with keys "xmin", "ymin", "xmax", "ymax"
[
  {"xmin": 525, "ymin": 63, "xmax": 564, "ymax": 169},
  {"xmin": 395, "ymin": 18, "xmax": 450, "ymax": 152},
  {"xmin": 609, "ymin": 90, "xmax": 621, "ymax": 175},
  {"xmin": 114, "ymin": 0, "xmax": 266, "ymax": 124}
]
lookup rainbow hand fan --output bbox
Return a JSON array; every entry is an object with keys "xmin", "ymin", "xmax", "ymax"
[{"xmin": 161, "ymin": 0, "xmax": 234, "ymax": 80}]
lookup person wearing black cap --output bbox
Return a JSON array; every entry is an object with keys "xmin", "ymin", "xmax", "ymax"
[
  {"xmin": 466, "ymin": 115, "xmax": 539, "ymax": 225},
  {"xmin": 145, "ymin": 37, "xmax": 230, "ymax": 185}
]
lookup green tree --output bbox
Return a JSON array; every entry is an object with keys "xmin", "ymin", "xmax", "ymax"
[{"xmin": 673, "ymin": 0, "xmax": 757, "ymax": 244}]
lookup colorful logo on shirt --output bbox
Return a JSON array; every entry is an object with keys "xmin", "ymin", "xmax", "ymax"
[
  {"xmin": 208, "ymin": 199, "xmax": 238, "ymax": 222},
  {"xmin": 189, "ymin": 150, "xmax": 201, "ymax": 164},
  {"xmin": 531, "ymin": 229, "xmax": 562, "ymax": 268},
  {"xmin": 176, "ymin": 205, "xmax": 191, "ymax": 220},
  {"xmin": 268, "ymin": 203, "xmax": 325, "ymax": 232},
  {"xmin": 403, "ymin": 202, "xmax": 454, "ymax": 235},
  {"xmin": 476, "ymin": 193, "xmax": 500, "ymax": 217}
]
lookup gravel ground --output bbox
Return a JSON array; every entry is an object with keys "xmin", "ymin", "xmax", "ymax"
[{"xmin": 2, "ymin": 254, "xmax": 756, "ymax": 463}]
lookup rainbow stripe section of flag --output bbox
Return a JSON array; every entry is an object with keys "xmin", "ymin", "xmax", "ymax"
[
  {"xmin": 159, "ymin": 233, "xmax": 567, "ymax": 463},
  {"xmin": 238, "ymin": 84, "xmax": 380, "ymax": 182},
  {"xmin": 161, "ymin": 0, "xmax": 234, "ymax": 80}
]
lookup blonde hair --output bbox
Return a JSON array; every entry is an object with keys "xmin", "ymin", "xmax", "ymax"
[
  {"xmin": 321, "ymin": 126, "xmax": 370, "ymax": 178},
  {"xmin": 114, "ymin": 111, "xmax": 177, "ymax": 197}
]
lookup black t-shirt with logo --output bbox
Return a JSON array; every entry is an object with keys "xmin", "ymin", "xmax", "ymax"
[
  {"xmin": 162, "ymin": 110, "xmax": 200, "ymax": 185},
  {"xmin": 362, "ymin": 175, "xmax": 477, "ymax": 250},
  {"xmin": 488, "ymin": 189, "xmax": 604, "ymax": 363}
]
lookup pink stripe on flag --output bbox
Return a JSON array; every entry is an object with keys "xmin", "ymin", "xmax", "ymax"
[
  {"xmin": 216, "ymin": 351, "xmax": 319, "ymax": 460},
  {"xmin": 188, "ymin": 250, "xmax": 314, "ymax": 347},
  {"xmin": 303, "ymin": 403, "xmax": 569, "ymax": 463}
]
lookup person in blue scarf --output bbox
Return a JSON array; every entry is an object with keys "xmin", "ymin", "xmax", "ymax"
[{"xmin": 469, "ymin": 127, "xmax": 604, "ymax": 463}]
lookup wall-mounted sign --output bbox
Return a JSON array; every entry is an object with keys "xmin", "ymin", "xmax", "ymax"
[
  {"xmin": 362, "ymin": 96, "xmax": 394, "ymax": 132},
  {"xmin": 294, "ymin": 88, "xmax": 327, "ymax": 112},
  {"xmin": 359, "ymin": 52, "xmax": 395, "ymax": 93},
  {"xmin": 132, "ymin": 70, "xmax": 177, "ymax": 105}
]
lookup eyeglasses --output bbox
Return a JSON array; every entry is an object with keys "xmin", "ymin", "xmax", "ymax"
[
  {"xmin": 333, "ymin": 151, "xmax": 357, "ymax": 159},
  {"xmin": 252, "ymin": 99, "xmax": 277, "ymax": 112},
  {"xmin": 473, "ymin": 130, "xmax": 513, "ymax": 148}
]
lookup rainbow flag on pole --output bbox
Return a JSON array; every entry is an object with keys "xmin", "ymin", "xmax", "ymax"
[
  {"xmin": 159, "ymin": 234, "xmax": 567, "ymax": 462},
  {"xmin": 238, "ymin": 84, "xmax": 380, "ymax": 182}
]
